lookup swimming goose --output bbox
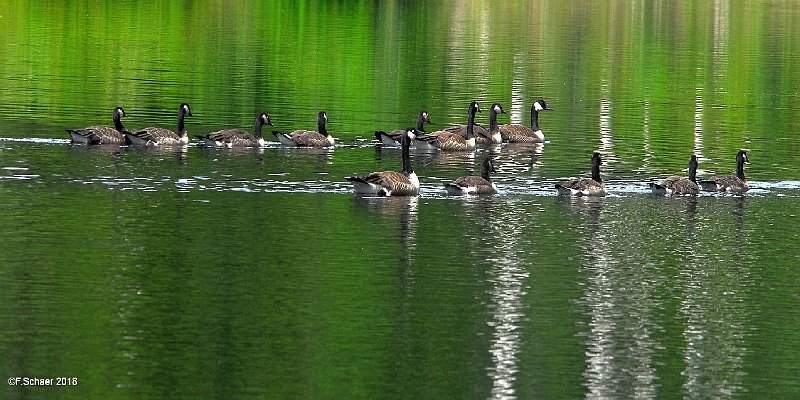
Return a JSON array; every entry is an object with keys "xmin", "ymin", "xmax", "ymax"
[
  {"xmin": 499, "ymin": 99, "xmax": 553, "ymax": 143},
  {"xmin": 272, "ymin": 111, "xmax": 334, "ymax": 147},
  {"xmin": 375, "ymin": 111, "xmax": 430, "ymax": 146},
  {"xmin": 649, "ymin": 154, "xmax": 700, "ymax": 195},
  {"xmin": 196, "ymin": 112, "xmax": 273, "ymax": 148},
  {"xmin": 66, "ymin": 107, "xmax": 130, "ymax": 145},
  {"xmin": 126, "ymin": 103, "xmax": 192, "ymax": 146},
  {"xmin": 444, "ymin": 103, "xmax": 504, "ymax": 144},
  {"xmin": 699, "ymin": 150, "xmax": 749, "ymax": 193},
  {"xmin": 445, "ymin": 157, "xmax": 498, "ymax": 195},
  {"xmin": 415, "ymin": 101, "xmax": 480, "ymax": 151},
  {"xmin": 346, "ymin": 129, "xmax": 419, "ymax": 196},
  {"xmin": 556, "ymin": 152, "xmax": 607, "ymax": 196}
]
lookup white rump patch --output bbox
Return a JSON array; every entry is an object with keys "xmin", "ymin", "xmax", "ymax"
[{"xmin": 407, "ymin": 172, "xmax": 420, "ymax": 189}]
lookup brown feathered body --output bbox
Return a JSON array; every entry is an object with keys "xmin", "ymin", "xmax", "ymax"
[
  {"xmin": 66, "ymin": 107, "xmax": 129, "ymax": 145},
  {"xmin": 699, "ymin": 150, "xmax": 749, "ymax": 193},
  {"xmin": 556, "ymin": 152, "xmax": 607, "ymax": 196},
  {"xmin": 127, "ymin": 103, "xmax": 192, "ymax": 146},
  {"xmin": 273, "ymin": 111, "xmax": 334, "ymax": 147}
]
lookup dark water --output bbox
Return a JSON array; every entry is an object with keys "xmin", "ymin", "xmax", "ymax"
[{"xmin": 2, "ymin": 1, "xmax": 800, "ymax": 399}]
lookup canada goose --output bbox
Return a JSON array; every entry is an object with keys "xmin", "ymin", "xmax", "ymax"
[
  {"xmin": 126, "ymin": 103, "xmax": 192, "ymax": 146},
  {"xmin": 445, "ymin": 157, "xmax": 498, "ymax": 195},
  {"xmin": 66, "ymin": 107, "xmax": 130, "ymax": 145},
  {"xmin": 416, "ymin": 101, "xmax": 480, "ymax": 151},
  {"xmin": 500, "ymin": 99, "xmax": 553, "ymax": 143},
  {"xmin": 556, "ymin": 152, "xmax": 607, "ymax": 196},
  {"xmin": 375, "ymin": 111, "xmax": 430, "ymax": 146},
  {"xmin": 649, "ymin": 154, "xmax": 700, "ymax": 195},
  {"xmin": 272, "ymin": 111, "xmax": 334, "ymax": 147},
  {"xmin": 196, "ymin": 112, "xmax": 273, "ymax": 148},
  {"xmin": 699, "ymin": 150, "xmax": 749, "ymax": 193},
  {"xmin": 346, "ymin": 129, "xmax": 419, "ymax": 196},
  {"xmin": 444, "ymin": 103, "xmax": 504, "ymax": 144}
]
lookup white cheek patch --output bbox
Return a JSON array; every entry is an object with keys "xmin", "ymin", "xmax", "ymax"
[{"xmin": 534, "ymin": 102, "xmax": 544, "ymax": 111}]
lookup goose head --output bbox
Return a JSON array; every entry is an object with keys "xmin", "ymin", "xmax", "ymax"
[
  {"xmin": 421, "ymin": 111, "xmax": 432, "ymax": 124},
  {"xmin": 114, "ymin": 107, "xmax": 127, "ymax": 119},
  {"xmin": 491, "ymin": 103, "xmax": 505, "ymax": 115},
  {"xmin": 737, "ymin": 149, "xmax": 749, "ymax": 164},
  {"xmin": 112, "ymin": 107, "xmax": 128, "ymax": 132},
  {"xmin": 532, "ymin": 99, "xmax": 553, "ymax": 112},
  {"xmin": 259, "ymin": 112, "xmax": 273, "ymax": 127},
  {"xmin": 179, "ymin": 103, "xmax": 193, "ymax": 117},
  {"xmin": 400, "ymin": 128, "xmax": 417, "ymax": 147},
  {"xmin": 469, "ymin": 101, "xmax": 481, "ymax": 116}
]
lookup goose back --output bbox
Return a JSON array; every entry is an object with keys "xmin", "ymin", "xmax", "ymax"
[
  {"xmin": 650, "ymin": 154, "xmax": 700, "ymax": 195},
  {"xmin": 198, "ymin": 112, "xmax": 272, "ymax": 147},
  {"xmin": 347, "ymin": 129, "xmax": 419, "ymax": 196},
  {"xmin": 375, "ymin": 111, "xmax": 430, "ymax": 145},
  {"xmin": 273, "ymin": 111, "xmax": 334, "ymax": 147},
  {"xmin": 556, "ymin": 152, "xmax": 606, "ymax": 196},
  {"xmin": 418, "ymin": 101, "xmax": 480, "ymax": 151},
  {"xmin": 127, "ymin": 103, "xmax": 192, "ymax": 146},
  {"xmin": 66, "ymin": 107, "xmax": 129, "ymax": 145},
  {"xmin": 699, "ymin": 150, "xmax": 749, "ymax": 193},
  {"xmin": 445, "ymin": 157, "xmax": 498, "ymax": 195},
  {"xmin": 500, "ymin": 99, "xmax": 552, "ymax": 143},
  {"xmin": 472, "ymin": 103, "xmax": 504, "ymax": 144}
]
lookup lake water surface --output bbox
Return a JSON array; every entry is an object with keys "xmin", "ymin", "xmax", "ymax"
[{"xmin": 2, "ymin": 1, "xmax": 800, "ymax": 399}]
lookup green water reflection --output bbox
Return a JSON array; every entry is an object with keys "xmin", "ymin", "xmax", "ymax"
[{"xmin": 1, "ymin": 1, "xmax": 800, "ymax": 399}]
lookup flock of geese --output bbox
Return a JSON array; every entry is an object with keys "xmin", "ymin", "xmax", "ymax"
[{"xmin": 65, "ymin": 101, "xmax": 751, "ymax": 197}]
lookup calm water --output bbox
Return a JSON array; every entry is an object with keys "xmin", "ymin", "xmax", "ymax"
[{"xmin": 2, "ymin": 1, "xmax": 800, "ymax": 399}]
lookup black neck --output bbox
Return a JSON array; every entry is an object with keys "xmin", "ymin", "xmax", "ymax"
[
  {"xmin": 318, "ymin": 119, "xmax": 328, "ymax": 136},
  {"xmin": 591, "ymin": 158, "xmax": 602, "ymax": 182},
  {"xmin": 688, "ymin": 159, "xmax": 697, "ymax": 183},
  {"xmin": 402, "ymin": 134, "xmax": 413, "ymax": 175},
  {"xmin": 736, "ymin": 156, "xmax": 746, "ymax": 181},
  {"xmin": 465, "ymin": 110, "xmax": 476, "ymax": 139},
  {"xmin": 530, "ymin": 108, "xmax": 540, "ymax": 131},
  {"xmin": 254, "ymin": 117, "xmax": 264, "ymax": 138},
  {"xmin": 416, "ymin": 113, "xmax": 426, "ymax": 132},
  {"xmin": 177, "ymin": 111, "xmax": 187, "ymax": 137},
  {"xmin": 113, "ymin": 112, "xmax": 125, "ymax": 132},
  {"xmin": 490, "ymin": 110, "xmax": 499, "ymax": 133},
  {"xmin": 481, "ymin": 160, "xmax": 492, "ymax": 181}
]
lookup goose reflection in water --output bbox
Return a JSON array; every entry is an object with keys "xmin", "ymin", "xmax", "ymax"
[
  {"xmin": 679, "ymin": 195, "xmax": 750, "ymax": 398},
  {"xmin": 125, "ymin": 144, "xmax": 189, "ymax": 166},
  {"xmin": 351, "ymin": 195, "xmax": 419, "ymax": 263},
  {"xmin": 558, "ymin": 196, "xmax": 664, "ymax": 398},
  {"xmin": 452, "ymin": 196, "xmax": 530, "ymax": 399},
  {"xmin": 274, "ymin": 146, "xmax": 334, "ymax": 164}
]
